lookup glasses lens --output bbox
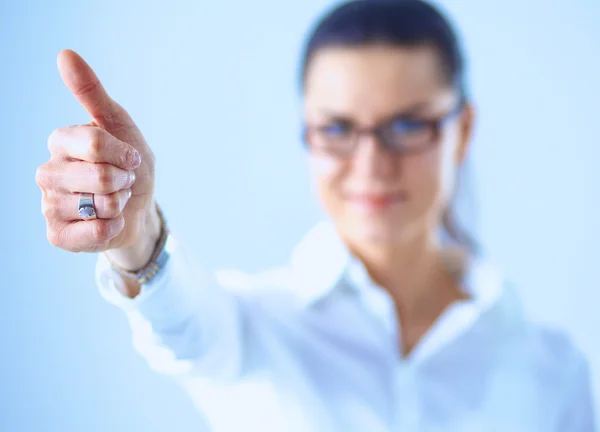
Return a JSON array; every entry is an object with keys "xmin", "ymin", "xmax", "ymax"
[
  {"xmin": 382, "ymin": 119, "xmax": 435, "ymax": 152},
  {"xmin": 308, "ymin": 122, "xmax": 355, "ymax": 156}
]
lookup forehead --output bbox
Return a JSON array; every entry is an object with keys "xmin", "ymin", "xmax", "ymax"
[{"xmin": 304, "ymin": 44, "xmax": 454, "ymax": 120}]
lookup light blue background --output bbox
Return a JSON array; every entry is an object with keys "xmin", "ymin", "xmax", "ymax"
[{"xmin": 1, "ymin": 0, "xmax": 599, "ymax": 430}]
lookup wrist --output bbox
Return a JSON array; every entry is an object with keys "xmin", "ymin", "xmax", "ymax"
[{"xmin": 106, "ymin": 204, "xmax": 162, "ymax": 271}]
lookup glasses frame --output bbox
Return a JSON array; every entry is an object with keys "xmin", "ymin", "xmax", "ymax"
[{"xmin": 301, "ymin": 97, "xmax": 466, "ymax": 157}]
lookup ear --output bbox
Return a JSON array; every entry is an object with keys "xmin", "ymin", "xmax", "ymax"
[{"xmin": 456, "ymin": 102, "xmax": 475, "ymax": 164}]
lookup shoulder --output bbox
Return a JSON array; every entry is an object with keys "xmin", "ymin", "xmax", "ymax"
[
  {"xmin": 523, "ymin": 321, "xmax": 591, "ymax": 393},
  {"xmin": 527, "ymin": 324, "xmax": 596, "ymax": 424},
  {"xmin": 487, "ymin": 279, "xmax": 591, "ymax": 396},
  {"xmin": 532, "ymin": 325, "xmax": 587, "ymax": 365},
  {"xmin": 474, "ymin": 266, "xmax": 589, "ymax": 382},
  {"xmin": 532, "ymin": 325, "xmax": 587, "ymax": 371}
]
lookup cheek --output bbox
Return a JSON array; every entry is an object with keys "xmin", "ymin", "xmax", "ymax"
[
  {"xmin": 310, "ymin": 153, "xmax": 343, "ymax": 176},
  {"xmin": 404, "ymin": 143, "xmax": 457, "ymax": 208},
  {"xmin": 309, "ymin": 155, "xmax": 346, "ymax": 210}
]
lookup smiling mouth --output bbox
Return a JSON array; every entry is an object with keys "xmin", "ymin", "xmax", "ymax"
[{"xmin": 346, "ymin": 191, "xmax": 408, "ymax": 210}]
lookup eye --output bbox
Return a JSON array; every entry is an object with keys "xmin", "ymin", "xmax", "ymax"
[
  {"xmin": 321, "ymin": 121, "xmax": 352, "ymax": 137},
  {"xmin": 380, "ymin": 117, "xmax": 436, "ymax": 151},
  {"xmin": 390, "ymin": 118, "xmax": 428, "ymax": 135}
]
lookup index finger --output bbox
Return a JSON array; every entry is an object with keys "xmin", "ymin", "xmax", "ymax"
[{"xmin": 48, "ymin": 125, "xmax": 141, "ymax": 169}]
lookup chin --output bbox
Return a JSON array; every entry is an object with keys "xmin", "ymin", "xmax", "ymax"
[{"xmin": 342, "ymin": 215, "xmax": 412, "ymax": 246}]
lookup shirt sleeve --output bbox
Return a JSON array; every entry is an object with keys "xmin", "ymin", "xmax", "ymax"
[{"xmin": 95, "ymin": 235, "xmax": 247, "ymax": 383}]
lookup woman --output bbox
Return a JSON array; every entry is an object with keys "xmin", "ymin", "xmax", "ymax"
[{"xmin": 36, "ymin": 1, "xmax": 595, "ymax": 431}]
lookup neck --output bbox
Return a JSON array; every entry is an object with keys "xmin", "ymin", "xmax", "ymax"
[{"xmin": 344, "ymin": 228, "xmax": 464, "ymax": 316}]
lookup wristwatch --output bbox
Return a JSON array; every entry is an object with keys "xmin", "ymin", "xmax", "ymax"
[{"xmin": 104, "ymin": 203, "xmax": 170, "ymax": 285}]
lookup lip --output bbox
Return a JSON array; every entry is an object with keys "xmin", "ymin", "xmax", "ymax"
[{"xmin": 345, "ymin": 191, "xmax": 408, "ymax": 211}]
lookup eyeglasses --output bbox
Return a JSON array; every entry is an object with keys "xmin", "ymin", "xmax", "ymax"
[{"xmin": 302, "ymin": 100, "xmax": 465, "ymax": 157}]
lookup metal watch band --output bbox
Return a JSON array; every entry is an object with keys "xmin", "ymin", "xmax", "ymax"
[{"xmin": 105, "ymin": 203, "xmax": 170, "ymax": 285}]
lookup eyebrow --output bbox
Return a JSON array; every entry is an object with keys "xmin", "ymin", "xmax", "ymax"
[{"xmin": 313, "ymin": 99, "xmax": 437, "ymax": 122}]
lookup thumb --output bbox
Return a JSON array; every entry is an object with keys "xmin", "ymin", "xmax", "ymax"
[{"xmin": 57, "ymin": 49, "xmax": 136, "ymax": 133}]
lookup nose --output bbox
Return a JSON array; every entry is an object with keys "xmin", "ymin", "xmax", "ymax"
[{"xmin": 350, "ymin": 133, "xmax": 399, "ymax": 180}]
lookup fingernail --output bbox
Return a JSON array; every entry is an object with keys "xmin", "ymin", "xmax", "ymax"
[
  {"xmin": 128, "ymin": 171, "xmax": 136, "ymax": 186},
  {"xmin": 131, "ymin": 151, "xmax": 142, "ymax": 168},
  {"xmin": 126, "ymin": 188, "xmax": 132, "ymax": 199}
]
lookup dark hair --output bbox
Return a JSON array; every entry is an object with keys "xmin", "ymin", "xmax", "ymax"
[{"xmin": 299, "ymin": 0, "xmax": 478, "ymax": 254}]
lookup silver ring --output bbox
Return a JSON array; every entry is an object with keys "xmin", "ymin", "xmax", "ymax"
[{"xmin": 78, "ymin": 192, "xmax": 98, "ymax": 220}]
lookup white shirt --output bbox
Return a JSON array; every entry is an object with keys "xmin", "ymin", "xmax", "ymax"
[{"xmin": 96, "ymin": 221, "xmax": 596, "ymax": 432}]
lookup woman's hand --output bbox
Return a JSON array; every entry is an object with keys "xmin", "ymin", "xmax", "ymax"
[{"xmin": 36, "ymin": 50, "xmax": 159, "ymax": 270}]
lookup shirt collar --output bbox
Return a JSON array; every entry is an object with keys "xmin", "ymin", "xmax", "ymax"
[{"xmin": 289, "ymin": 220, "xmax": 507, "ymax": 312}]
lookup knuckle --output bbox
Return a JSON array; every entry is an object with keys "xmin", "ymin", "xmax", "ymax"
[
  {"xmin": 92, "ymin": 221, "xmax": 110, "ymax": 243},
  {"xmin": 87, "ymin": 128, "xmax": 105, "ymax": 159},
  {"xmin": 41, "ymin": 197, "xmax": 57, "ymax": 220},
  {"xmin": 95, "ymin": 165, "xmax": 116, "ymax": 192},
  {"xmin": 46, "ymin": 129, "xmax": 59, "ymax": 153},
  {"xmin": 105, "ymin": 194, "xmax": 122, "ymax": 216},
  {"xmin": 47, "ymin": 230, "xmax": 59, "ymax": 247},
  {"xmin": 47, "ymin": 126, "xmax": 71, "ymax": 153},
  {"xmin": 35, "ymin": 165, "xmax": 47, "ymax": 187},
  {"xmin": 46, "ymin": 225, "xmax": 64, "ymax": 248},
  {"xmin": 35, "ymin": 164, "xmax": 52, "ymax": 189}
]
